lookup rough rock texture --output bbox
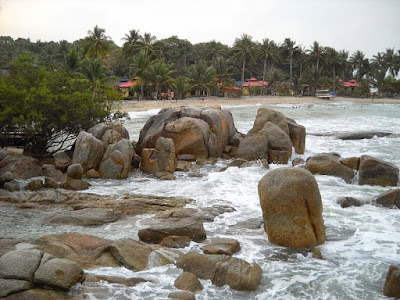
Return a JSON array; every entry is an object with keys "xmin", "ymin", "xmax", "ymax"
[
  {"xmin": 176, "ymin": 252, "xmax": 262, "ymax": 291},
  {"xmin": 375, "ymin": 189, "xmax": 400, "ymax": 208},
  {"xmin": 202, "ymin": 238, "xmax": 241, "ymax": 255},
  {"xmin": 3, "ymin": 288, "xmax": 65, "ymax": 300},
  {"xmin": 67, "ymin": 163, "xmax": 83, "ymax": 180},
  {"xmin": 168, "ymin": 291, "xmax": 196, "ymax": 300},
  {"xmin": 237, "ymin": 108, "xmax": 304, "ymax": 164},
  {"xmin": 3, "ymin": 179, "xmax": 20, "ymax": 192},
  {"xmin": 258, "ymin": 167, "xmax": 325, "ymax": 248},
  {"xmin": 72, "ymin": 131, "xmax": 105, "ymax": 173},
  {"xmin": 383, "ymin": 265, "xmax": 400, "ymax": 298},
  {"xmin": 43, "ymin": 177, "xmax": 59, "ymax": 189},
  {"xmin": 174, "ymin": 271, "xmax": 203, "ymax": 292},
  {"xmin": 0, "ymin": 171, "xmax": 14, "ymax": 187},
  {"xmin": 53, "ymin": 151, "xmax": 72, "ymax": 172},
  {"xmin": 340, "ymin": 157, "xmax": 359, "ymax": 170},
  {"xmin": 0, "ymin": 153, "xmax": 42, "ymax": 179},
  {"xmin": 337, "ymin": 131, "xmax": 394, "ymax": 140},
  {"xmin": 141, "ymin": 137, "xmax": 177, "ymax": 175},
  {"xmin": 305, "ymin": 153, "xmax": 355, "ymax": 183},
  {"xmin": 42, "ymin": 164, "xmax": 63, "ymax": 179},
  {"xmin": 99, "ymin": 139, "xmax": 133, "ymax": 178},
  {"xmin": 0, "ymin": 278, "xmax": 33, "ymax": 298},
  {"xmin": 64, "ymin": 177, "xmax": 89, "ymax": 191},
  {"xmin": 0, "ymin": 147, "xmax": 9, "ymax": 161},
  {"xmin": 160, "ymin": 236, "xmax": 191, "ymax": 248},
  {"xmin": 138, "ymin": 218, "xmax": 207, "ymax": 244},
  {"xmin": 25, "ymin": 179, "xmax": 43, "ymax": 191},
  {"xmin": 135, "ymin": 106, "xmax": 238, "ymax": 159},
  {"xmin": 358, "ymin": 155, "xmax": 399, "ymax": 187},
  {"xmin": 88, "ymin": 121, "xmax": 129, "ymax": 142},
  {"xmin": 337, "ymin": 197, "xmax": 363, "ymax": 208},
  {"xmin": 0, "ymin": 249, "xmax": 43, "ymax": 281},
  {"xmin": 44, "ymin": 208, "xmax": 120, "ymax": 226}
]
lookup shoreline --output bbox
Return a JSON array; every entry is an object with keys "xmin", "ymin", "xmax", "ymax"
[{"xmin": 114, "ymin": 96, "xmax": 400, "ymax": 112}]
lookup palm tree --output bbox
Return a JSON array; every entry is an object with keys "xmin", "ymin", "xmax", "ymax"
[
  {"xmin": 258, "ymin": 39, "xmax": 279, "ymax": 94},
  {"xmin": 82, "ymin": 25, "xmax": 112, "ymax": 59},
  {"xmin": 338, "ymin": 50, "xmax": 350, "ymax": 80},
  {"xmin": 296, "ymin": 46, "xmax": 307, "ymax": 79},
  {"xmin": 187, "ymin": 62, "xmax": 216, "ymax": 97},
  {"xmin": 307, "ymin": 41, "xmax": 326, "ymax": 69},
  {"xmin": 213, "ymin": 56, "xmax": 233, "ymax": 93},
  {"xmin": 301, "ymin": 66, "xmax": 326, "ymax": 96},
  {"xmin": 174, "ymin": 76, "xmax": 190, "ymax": 99},
  {"xmin": 325, "ymin": 47, "xmax": 341, "ymax": 92},
  {"xmin": 205, "ymin": 40, "xmax": 226, "ymax": 62},
  {"xmin": 350, "ymin": 50, "xmax": 366, "ymax": 81},
  {"xmin": 65, "ymin": 47, "xmax": 80, "ymax": 77},
  {"xmin": 233, "ymin": 33, "xmax": 255, "ymax": 82},
  {"xmin": 144, "ymin": 60, "xmax": 174, "ymax": 100},
  {"xmin": 371, "ymin": 52, "xmax": 385, "ymax": 73},
  {"xmin": 383, "ymin": 48, "xmax": 399, "ymax": 77},
  {"xmin": 281, "ymin": 38, "xmax": 300, "ymax": 81},
  {"xmin": 78, "ymin": 58, "xmax": 109, "ymax": 98},
  {"xmin": 131, "ymin": 51, "xmax": 150, "ymax": 98},
  {"xmin": 122, "ymin": 29, "xmax": 142, "ymax": 58},
  {"xmin": 139, "ymin": 32, "xmax": 157, "ymax": 56}
]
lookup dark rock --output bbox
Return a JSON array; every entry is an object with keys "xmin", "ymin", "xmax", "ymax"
[
  {"xmin": 43, "ymin": 177, "xmax": 59, "ymax": 189},
  {"xmin": 358, "ymin": 155, "xmax": 399, "ymax": 187},
  {"xmin": 383, "ymin": 265, "xmax": 400, "ymax": 298},
  {"xmin": 168, "ymin": 291, "xmax": 196, "ymax": 300},
  {"xmin": 176, "ymin": 252, "xmax": 262, "ymax": 291},
  {"xmin": 337, "ymin": 131, "xmax": 394, "ymax": 140},
  {"xmin": 0, "ymin": 171, "xmax": 14, "ymax": 187},
  {"xmin": 237, "ymin": 132, "xmax": 269, "ymax": 161},
  {"xmin": 258, "ymin": 167, "xmax": 325, "ymax": 248},
  {"xmin": 337, "ymin": 197, "xmax": 363, "ymax": 208},
  {"xmin": 42, "ymin": 164, "xmax": 63, "ymax": 179},
  {"xmin": 67, "ymin": 163, "xmax": 83, "ymax": 180},
  {"xmin": 202, "ymin": 238, "xmax": 241, "ymax": 255},
  {"xmin": 138, "ymin": 218, "xmax": 206, "ymax": 244},
  {"xmin": 44, "ymin": 208, "xmax": 120, "ymax": 226},
  {"xmin": 0, "ymin": 153, "xmax": 42, "ymax": 180},
  {"xmin": 305, "ymin": 153, "xmax": 355, "ymax": 183},
  {"xmin": 3, "ymin": 179, "xmax": 20, "ymax": 192},
  {"xmin": 174, "ymin": 271, "xmax": 203, "ymax": 292},
  {"xmin": 0, "ymin": 147, "xmax": 9, "ymax": 161},
  {"xmin": 0, "ymin": 278, "xmax": 33, "ymax": 298},
  {"xmin": 177, "ymin": 154, "xmax": 197, "ymax": 162},
  {"xmin": 64, "ymin": 177, "xmax": 89, "ymax": 191},
  {"xmin": 53, "ymin": 151, "xmax": 72, "ymax": 172},
  {"xmin": 25, "ymin": 179, "xmax": 43, "ymax": 191},
  {"xmin": 375, "ymin": 189, "xmax": 400, "ymax": 208},
  {"xmin": 176, "ymin": 160, "xmax": 192, "ymax": 171}
]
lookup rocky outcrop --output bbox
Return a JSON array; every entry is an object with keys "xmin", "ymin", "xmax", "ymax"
[
  {"xmin": 99, "ymin": 139, "xmax": 133, "ymax": 178},
  {"xmin": 237, "ymin": 108, "xmax": 305, "ymax": 164},
  {"xmin": 176, "ymin": 252, "xmax": 262, "ymax": 291},
  {"xmin": 383, "ymin": 265, "xmax": 400, "ymax": 298},
  {"xmin": 64, "ymin": 177, "xmax": 89, "ymax": 191},
  {"xmin": 258, "ymin": 167, "xmax": 325, "ymax": 248},
  {"xmin": 174, "ymin": 271, "xmax": 203, "ymax": 292},
  {"xmin": 44, "ymin": 208, "xmax": 120, "ymax": 226},
  {"xmin": 358, "ymin": 155, "xmax": 399, "ymax": 187},
  {"xmin": 25, "ymin": 179, "xmax": 43, "ymax": 191},
  {"xmin": 0, "ymin": 153, "xmax": 42, "ymax": 179},
  {"xmin": 375, "ymin": 189, "xmax": 400, "ymax": 208},
  {"xmin": 141, "ymin": 137, "xmax": 177, "ymax": 175},
  {"xmin": 0, "ymin": 249, "xmax": 83, "ymax": 298},
  {"xmin": 337, "ymin": 131, "xmax": 395, "ymax": 140},
  {"xmin": 88, "ymin": 121, "xmax": 129, "ymax": 143},
  {"xmin": 138, "ymin": 217, "xmax": 206, "ymax": 244},
  {"xmin": 72, "ymin": 131, "xmax": 105, "ymax": 173},
  {"xmin": 202, "ymin": 238, "xmax": 241, "ymax": 255},
  {"xmin": 0, "ymin": 171, "xmax": 14, "ymax": 188},
  {"xmin": 305, "ymin": 153, "xmax": 355, "ymax": 183},
  {"xmin": 135, "ymin": 106, "xmax": 239, "ymax": 160},
  {"xmin": 53, "ymin": 151, "xmax": 72, "ymax": 172},
  {"xmin": 42, "ymin": 164, "xmax": 63, "ymax": 179}
]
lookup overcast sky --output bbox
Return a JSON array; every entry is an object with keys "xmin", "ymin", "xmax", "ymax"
[{"xmin": 0, "ymin": 0, "xmax": 399, "ymax": 58}]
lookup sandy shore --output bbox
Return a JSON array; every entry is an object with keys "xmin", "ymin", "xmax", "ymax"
[{"xmin": 114, "ymin": 96, "xmax": 400, "ymax": 112}]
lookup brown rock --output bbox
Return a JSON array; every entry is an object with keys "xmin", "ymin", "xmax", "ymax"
[
  {"xmin": 109, "ymin": 239, "xmax": 152, "ymax": 271},
  {"xmin": 305, "ymin": 153, "xmax": 355, "ymax": 183},
  {"xmin": 53, "ymin": 151, "xmax": 72, "ymax": 172},
  {"xmin": 3, "ymin": 179, "xmax": 20, "ymax": 192},
  {"xmin": 99, "ymin": 139, "xmax": 133, "ymax": 179},
  {"xmin": 383, "ymin": 265, "xmax": 400, "ymax": 298},
  {"xmin": 42, "ymin": 164, "xmax": 63, "ymax": 179},
  {"xmin": 160, "ymin": 236, "xmax": 191, "ymax": 248},
  {"xmin": 43, "ymin": 177, "xmax": 59, "ymax": 189},
  {"xmin": 340, "ymin": 157, "xmax": 360, "ymax": 170},
  {"xmin": 25, "ymin": 179, "xmax": 43, "ymax": 191},
  {"xmin": 292, "ymin": 158, "xmax": 305, "ymax": 166},
  {"xmin": 0, "ymin": 278, "xmax": 33, "ymax": 298},
  {"xmin": 358, "ymin": 155, "xmax": 399, "ymax": 187},
  {"xmin": 67, "ymin": 163, "xmax": 83, "ymax": 180},
  {"xmin": 168, "ymin": 291, "xmax": 196, "ymax": 300},
  {"xmin": 0, "ymin": 153, "xmax": 42, "ymax": 180},
  {"xmin": 72, "ymin": 131, "xmax": 105, "ymax": 173},
  {"xmin": 0, "ymin": 171, "xmax": 14, "ymax": 187},
  {"xmin": 258, "ymin": 167, "xmax": 325, "ymax": 248},
  {"xmin": 202, "ymin": 238, "xmax": 241, "ymax": 255},
  {"xmin": 141, "ymin": 137, "xmax": 177, "ymax": 175},
  {"xmin": 286, "ymin": 117, "xmax": 306, "ymax": 154},
  {"xmin": 44, "ymin": 208, "xmax": 120, "ymax": 226},
  {"xmin": 64, "ymin": 177, "xmax": 89, "ymax": 191},
  {"xmin": 174, "ymin": 271, "xmax": 203, "ymax": 292},
  {"xmin": 84, "ymin": 274, "xmax": 149, "ymax": 286},
  {"xmin": 4, "ymin": 288, "xmax": 65, "ymax": 300},
  {"xmin": 375, "ymin": 189, "xmax": 400, "ymax": 208},
  {"xmin": 248, "ymin": 108, "xmax": 290, "ymax": 136},
  {"xmin": 337, "ymin": 197, "xmax": 363, "ymax": 208},
  {"xmin": 85, "ymin": 168, "xmax": 101, "ymax": 178}
]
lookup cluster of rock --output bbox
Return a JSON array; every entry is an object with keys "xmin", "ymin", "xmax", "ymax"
[
  {"xmin": 237, "ymin": 108, "xmax": 305, "ymax": 163},
  {"xmin": 304, "ymin": 153, "xmax": 399, "ymax": 186}
]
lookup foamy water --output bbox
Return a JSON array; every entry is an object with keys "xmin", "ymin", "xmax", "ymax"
[{"xmin": 1, "ymin": 101, "xmax": 399, "ymax": 299}]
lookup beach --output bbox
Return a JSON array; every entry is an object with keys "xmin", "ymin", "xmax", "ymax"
[{"xmin": 115, "ymin": 96, "xmax": 400, "ymax": 112}]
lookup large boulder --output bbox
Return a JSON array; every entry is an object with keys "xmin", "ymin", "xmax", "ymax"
[
  {"xmin": 383, "ymin": 265, "xmax": 400, "ymax": 298},
  {"xmin": 174, "ymin": 271, "xmax": 203, "ymax": 292},
  {"xmin": 88, "ymin": 121, "xmax": 129, "ymax": 142},
  {"xmin": 375, "ymin": 189, "xmax": 400, "ymax": 208},
  {"xmin": 0, "ymin": 249, "xmax": 43, "ymax": 281},
  {"xmin": 358, "ymin": 155, "xmax": 399, "ymax": 187},
  {"xmin": 176, "ymin": 252, "xmax": 262, "ymax": 291},
  {"xmin": 305, "ymin": 153, "xmax": 355, "ymax": 183},
  {"xmin": 53, "ymin": 151, "xmax": 72, "ymax": 172},
  {"xmin": 72, "ymin": 131, "xmax": 105, "ymax": 173},
  {"xmin": 44, "ymin": 208, "xmax": 120, "ymax": 226},
  {"xmin": 135, "ymin": 106, "xmax": 239, "ymax": 159},
  {"xmin": 0, "ymin": 171, "xmax": 14, "ymax": 188},
  {"xmin": 67, "ymin": 163, "xmax": 83, "ymax": 180},
  {"xmin": 236, "ymin": 132, "xmax": 269, "ymax": 161},
  {"xmin": 0, "ymin": 153, "xmax": 42, "ymax": 179},
  {"xmin": 258, "ymin": 167, "xmax": 325, "ymax": 248},
  {"xmin": 248, "ymin": 108, "xmax": 289, "ymax": 136},
  {"xmin": 140, "ymin": 137, "xmax": 177, "ymax": 174},
  {"xmin": 99, "ymin": 139, "xmax": 133, "ymax": 178},
  {"xmin": 286, "ymin": 117, "xmax": 306, "ymax": 154}
]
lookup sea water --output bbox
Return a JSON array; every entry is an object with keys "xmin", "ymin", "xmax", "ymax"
[{"xmin": 1, "ymin": 101, "xmax": 399, "ymax": 299}]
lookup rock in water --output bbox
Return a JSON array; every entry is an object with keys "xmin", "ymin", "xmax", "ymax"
[
  {"xmin": 375, "ymin": 189, "xmax": 400, "ymax": 208},
  {"xmin": 383, "ymin": 265, "xmax": 400, "ymax": 298},
  {"xmin": 72, "ymin": 131, "xmax": 105, "ymax": 173},
  {"xmin": 358, "ymin": 155, "xmax": 399, "ymax": 187},
  {"xmin": 140, "ymin": 137, "xmax": 177, "ymax": 175},
  {"xmin": 258, "ymin": 167, "xmax": 325, "ymax": 248}
]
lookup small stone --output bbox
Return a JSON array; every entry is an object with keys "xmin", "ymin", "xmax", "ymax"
[
  {"xmin": 174, "ymin": 271, "xmax": 203, "ymax": 292},
  {"xmin": 337, "ymin": 197, "xmax": 363, "ymax": 208},
  {"xmin": 310, "ymin": 248, "xmax": 323, "ymax": 259},
  {"xmin": 292, "ymin": 158, "xmax": 305, "ymax": 166},
  {"xmin": 85, "ymin": 168, "xmax": 101, "ymax": 178},
  {"xmin": 67, "ymin": 164, "xmax": 83, "ymax": 180}
]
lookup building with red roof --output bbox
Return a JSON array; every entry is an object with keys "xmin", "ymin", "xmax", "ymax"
[{"xmin": 242, "ymin": 77, "xmax": 268, "ymax": 87}]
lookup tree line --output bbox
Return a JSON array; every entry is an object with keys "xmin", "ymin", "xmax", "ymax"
[{"xmin": 1, "ymin": 26, "xmax": 399, "ymax": 98}]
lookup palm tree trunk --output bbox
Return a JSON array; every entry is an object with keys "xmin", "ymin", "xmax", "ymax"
[
  {"xmin": 241, "ymin": 56, "xmax": 246, "ymax": 82},
  {"xmin": 262, "ymin": 57, "xmax": 267, "ymax": 95}
]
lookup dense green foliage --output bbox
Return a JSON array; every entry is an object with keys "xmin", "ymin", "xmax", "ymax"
[{"xmin": 0, "ymin": 55, "xmax": 116, "ymax": 157}]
